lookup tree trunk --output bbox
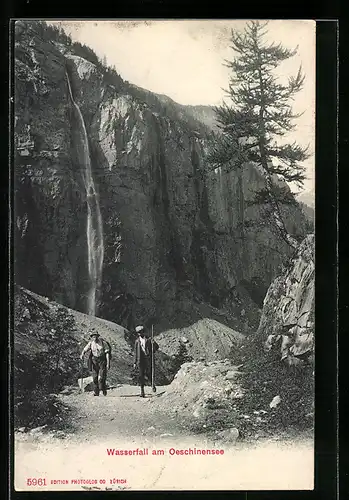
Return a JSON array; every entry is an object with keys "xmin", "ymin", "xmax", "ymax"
[
  {"xmin": 263, "ymin": 167, "xmax": 299, "ymax": 249},
  {"xmin": 257, "ymin": 63, "xmax": 298, "ymax": 251}
]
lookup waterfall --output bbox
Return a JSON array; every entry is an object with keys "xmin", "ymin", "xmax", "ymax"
[{"xmin": 66, "ymin": 71, "xmax": 104, "ymax": 316}]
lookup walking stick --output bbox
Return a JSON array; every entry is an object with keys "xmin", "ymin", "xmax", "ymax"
[
  {"xmin": 151, "ymin": 324, "xmax": 156, "ymax": 392},
  {"xmin": 80, "ymin": 357, "xmax": 84, "ymax": 394}
]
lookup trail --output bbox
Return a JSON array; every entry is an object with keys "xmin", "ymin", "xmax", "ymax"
[
  {"xmin": 60, "ymin": 384, "xmax": 191, "ymax": 440},
  {"xmin": 15, "ymin": 383, "xmax": 314, "ymax": 491}
]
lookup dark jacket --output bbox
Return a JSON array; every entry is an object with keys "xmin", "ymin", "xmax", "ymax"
[{"xmin": 134, "ymin": 337, "xmax": 159, "ymax": 366}]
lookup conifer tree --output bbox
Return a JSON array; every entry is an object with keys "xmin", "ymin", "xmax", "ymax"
[{"xmin": 208, "ymin": 21, "xmax": 309, "ymax": 249}]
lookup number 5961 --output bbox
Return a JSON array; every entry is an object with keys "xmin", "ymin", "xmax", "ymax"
[{"xmin": 27, "ymin": 478, "xmax": 47, "ymax": 486}]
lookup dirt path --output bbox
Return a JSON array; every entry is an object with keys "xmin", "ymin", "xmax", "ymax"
[
  {"xmin": 15, "ymin": 383, "xmax": 314, "ymax": 491},
  {"xmin": 60, "ymin": 384, "xmax": 192, "ymax": 440}
]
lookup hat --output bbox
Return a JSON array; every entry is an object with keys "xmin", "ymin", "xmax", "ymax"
[
  {"xmin": 135, "ymin": 325, "xmax": 144, "ymax": 333},
  {"xmin": 90, "ymin": 332, "xmax": 100, "ymax": 338}
]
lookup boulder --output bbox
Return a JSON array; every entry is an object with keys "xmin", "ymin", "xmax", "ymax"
[
  {"xmin": 78, "ymin": 376, "xmax": 94, "ymax": 392},
  {"xmin": 269, "ymin": 395, "xmax": 281, "ymax": 408},
  {"xmin": 161, "ymin": 360, "xmax": 244, "ymax": 427},
  {"xmin": 217, "ymin": 427, "xmax": 239, "ymax": 443},
  {"xmin": 30, "ymin": 424, "xmax": 48, "ymax": 435},
  {"xmin": 225, "ymin": 370, "xmax": 238, "ymax": 380}
]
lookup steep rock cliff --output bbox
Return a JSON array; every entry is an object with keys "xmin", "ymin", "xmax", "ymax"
[
  {"xmin": 259, "ymin": 234, "xmax": 315, "ymax": 364},
  {"xmin": 14, "ymin": 21, "xmax": 308, "ymax": 331}
]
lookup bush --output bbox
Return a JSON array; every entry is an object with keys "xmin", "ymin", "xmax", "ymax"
[
  {"xmin": 14, "ymin": 384, "xmax": 70, "ymax": 430},
  {"xmin": 14, "ymin": 288, "xmax": 81, "ymax": 429}
]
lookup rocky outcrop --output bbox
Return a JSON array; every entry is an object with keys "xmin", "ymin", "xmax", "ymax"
[
  {"xmin": 14, "ymin": 21, "xmax": 308, "ymax": 331},
  {"xmin": 160, "ymin": 360, "xmax": 244, "ymax": 433},
  {"xmin": 259, "ymin": 234, "xmax": 315, "ymax": 365}
]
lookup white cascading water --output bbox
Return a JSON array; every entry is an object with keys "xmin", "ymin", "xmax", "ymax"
[{"xmin": 66, "ymin": 71, "xmax": 104, "ymax": 316}]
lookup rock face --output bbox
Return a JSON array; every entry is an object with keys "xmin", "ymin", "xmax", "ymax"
[
  {"xmin": 259, "ymin": 234, "xmax": 315, "ymax": 364},
  {"xmin": 14, "ymin": 21, "xmax": 308, "ymax": 330}
]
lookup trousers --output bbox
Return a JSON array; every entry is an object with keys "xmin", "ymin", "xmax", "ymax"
[
  {"xmin": 91, "ymin": 356, "xmax": 107, "ymax": 395},
  {"xmin": 139, "ymin": 360, "xmax": 150, "ymax": 388}
]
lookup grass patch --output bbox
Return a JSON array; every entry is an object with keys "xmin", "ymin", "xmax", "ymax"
[{"xmin": 230, "ymin": 337, "xmax": 314, "ymax": 438}]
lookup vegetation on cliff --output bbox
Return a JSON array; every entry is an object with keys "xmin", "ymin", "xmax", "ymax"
[{"xmin": 208, "ymin": 20, "xmax": 310, "ymax": 249}]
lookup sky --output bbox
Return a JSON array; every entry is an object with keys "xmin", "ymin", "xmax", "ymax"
[{"xmin": 49, "ymin": 20, "xmax": 315, "ymax": 194}]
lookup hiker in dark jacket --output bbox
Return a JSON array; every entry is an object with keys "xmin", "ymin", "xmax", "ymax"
[
  {"xmin": 80, "ymin": 332, "xmax": 110, "ymax": 396},
  {"xmin": 133, "ymin": 325, "xmax": 159, "ymax": 397}
]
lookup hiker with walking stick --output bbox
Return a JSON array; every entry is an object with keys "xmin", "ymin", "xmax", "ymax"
[{"xmin": 133, "ymin": 325, "xmax": 159, "ymax": 398}]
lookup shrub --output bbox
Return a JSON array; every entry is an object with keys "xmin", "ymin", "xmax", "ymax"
[{"xmin": 14, "ymin": 288, "xmax": 81, "ymax": 429}]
